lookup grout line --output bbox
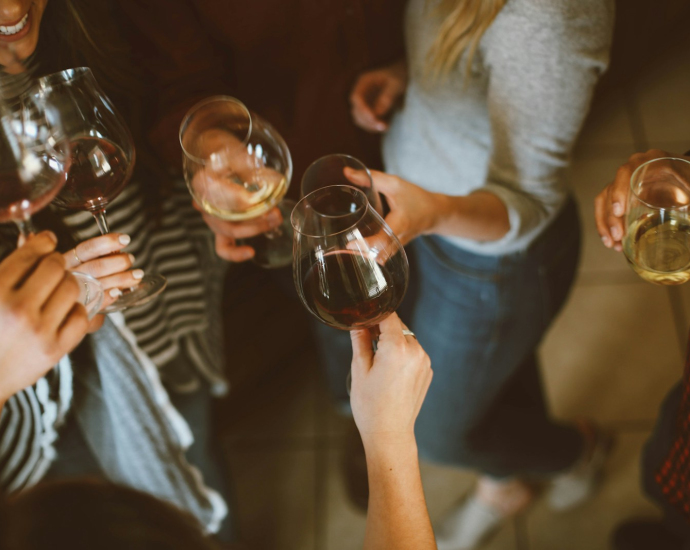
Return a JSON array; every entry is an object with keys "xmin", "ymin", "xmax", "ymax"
[
  {"xmin": 515, "ymin": 515, "xmax": 531, "ymax": 550},
  {"xmin": 623, "ymin": 89, "xmax": 649, "ymax": 152},
  {"xmin": 667, "ymin": 286, "xmax": 688, "ymax": 360}
]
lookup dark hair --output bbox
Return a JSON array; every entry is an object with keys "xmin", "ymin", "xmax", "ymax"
[
  {"xmin": 0, "ymin": 480, "xmax": 221, "ymax": 550},
  {"xmin": 34, "ymin": 0, "xmax": 169, "ymax": 219}
]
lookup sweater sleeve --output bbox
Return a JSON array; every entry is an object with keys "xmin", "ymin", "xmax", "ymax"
[
  {"xmin": 117, "ymin": 0, "xmax": 233, "ymax": 169},
  {"xmin": 479, "ymin": 0, "xmax": 614, "ymax": 247}
]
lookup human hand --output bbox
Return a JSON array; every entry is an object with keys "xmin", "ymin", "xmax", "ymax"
[
  {"xmin": 350, "ymin": 60, "xmax": 407, "ymax": 133},
  {"xmin": 0, "ymin": 232, "xmax": 89, "ymax": 405},
  {"xmin": 365, "ymin": 170, "xmax": 441, "ymax": 246},
  {"xmin": 350, "ymin": 313, "xmax": 432, "ymax": 450},
  {"xmin": 63, "ymin": 233, "xmax": 137, "ymax": 312},
  {"xmin": 594, "ymin": 149, "xmax": 687, "ymax": 251}
]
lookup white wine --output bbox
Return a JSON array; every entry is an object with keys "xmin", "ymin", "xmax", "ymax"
[
  {"xmin": 197, "ymin": 173, "xmax": 288, "ymax": 222},
  {"xmin": 624, "ymin": 213, "xmax": 690, "ymax": 285}
]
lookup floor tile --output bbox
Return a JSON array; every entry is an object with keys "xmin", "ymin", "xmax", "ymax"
[
  {"xmin": 574, "ymin": 88, "xmax": 638, "ymax": 159},
  {"xmin": 540, "ymin": 282, "xmax": 682, "ymax": 426},
  {"xmin": 633, "ymin": 38, "xmax": 690, "ymax": 146},
  {"xmin": 527, "ymin": 431, "xmax": 661, "ymax": 550},
  {"xmin": 225, "ymin": 447, "xmax": 317, "ymax": 550},
  {"xmin": 569, "ymin": 156, "xmax": 646, "ymax": 282}
]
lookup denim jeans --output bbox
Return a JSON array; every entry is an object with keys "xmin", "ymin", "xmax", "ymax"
[{"xmin": 319, "ymin": 197, "xmax": 584, "ymax": 478}]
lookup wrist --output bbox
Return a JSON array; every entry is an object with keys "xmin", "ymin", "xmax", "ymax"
[
  {"xmin": 362, "ymin": 431, "xmax": 418, "ymax": 464},
  {"xmin": 424, "ymin": 192, "xmax": 460, "ymax": 236}
]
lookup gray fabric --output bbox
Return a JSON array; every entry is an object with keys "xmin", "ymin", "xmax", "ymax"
[
  {"xmin": 71, "ymin": 317, "xmax": 226, "ymax": 533},
  {"xmin": 383, "ymin": 0, "xmax": 614, "ymax": 255}
]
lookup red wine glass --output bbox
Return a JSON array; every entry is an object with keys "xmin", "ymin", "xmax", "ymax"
[
  {"xmin": 0, "ymin": 93, "xmax": 103, "ymax": 317},
  {"xmin": 27, "ymin": 68, "xmax": 166, "ymax": 312},
  {"xmin": 292, "ymin": 185, "xmax": 408, "ymax": 329},
  {"xmin": 301, "ymin": 154, "xmax": 383, "ymax": 215}
]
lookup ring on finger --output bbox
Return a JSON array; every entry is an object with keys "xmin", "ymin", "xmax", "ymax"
[{"xmin": 402, "ymin": 329, "xmax": 416, "ymax": 339}]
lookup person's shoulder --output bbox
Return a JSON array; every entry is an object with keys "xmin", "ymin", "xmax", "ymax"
[{"xmin": 501, "ymin": 0, "xmax": 614, "ymax": 28}]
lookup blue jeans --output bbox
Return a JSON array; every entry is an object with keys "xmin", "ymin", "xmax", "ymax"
[{"xmin": 319, "ymin": 197, "xmax": 584, "ymax": 478}]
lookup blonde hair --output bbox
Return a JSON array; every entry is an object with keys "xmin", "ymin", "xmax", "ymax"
[{"xmin": 426, "ymin": 0, "xmax": 507, "ymax": 80}]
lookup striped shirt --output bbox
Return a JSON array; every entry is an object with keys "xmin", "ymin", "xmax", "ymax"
[{"xmin": 0, "ymin": 178, "xmax": 228, "ymax": 494}]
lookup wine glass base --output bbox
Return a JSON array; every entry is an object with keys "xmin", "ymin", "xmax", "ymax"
[
  {"xmin": 102, "ymin": 274, "xmax": 168, "ymax": 313},
  {"xmin": 73, "ymin": 271, "xmax": 104, "ymax": 320}
]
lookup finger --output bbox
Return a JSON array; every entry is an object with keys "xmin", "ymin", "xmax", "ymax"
[
  {"xmin": 86, "ymin": 314, "xmax": 105, "ymax": 333},
  {"xmin": 96, "ymin": 268, "xmax": 144, "ymax": 290},
  {"xmin": 74, "ymin": 253, "xmax": 135, "ymax": 279},
  {"xmin": 15, "ymin": 252, "xmax": 67, "ymax": 310},
  {"xmin": 343, "ymin": 167, "xmax": 373, "ymax": 189},
  {"xmin": 215, "ymin": 237, "xmax": 255, "ymax": 262},
  {"xmin": 0, "ymin": 231, "xmax": 58, "ymax": 290},
  {"xmin": 63, "ymin": 234, "xmax": 131, "ymax": 269},
  {"xmin": 201, "ymin": 208, "xmax": 282, "ymax": 239},
  {"xmin": 350, "ymin": 328, "xmax": 375, "ymax": 375},
  {"xmin": 373, "ymin": 86, "xmax": 397, "ymax": 117},
  {"xmin": 56, "ymin": 304, "xmax": 89, "ymax": 356},
  {"xmin": 41, "ymin": 272, "xmax": 81, "ymax": 334},
  {"xmin": 377, "ymin": 312, "xmax": 405, "ymax": 342},
  {"xmin": 594, "ymin": 189, "xmax": 614, "ymax": 247},
  {"xmin": 351, "ymin": 105, "xmax": 386, "ymax": 133}
]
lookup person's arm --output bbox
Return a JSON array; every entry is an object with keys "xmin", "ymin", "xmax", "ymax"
[
  {"xmin": 367, "ymin": 0, "xmax": 614, "ymax": 247},
  {"xmin": 0, "ymin": 232, "xmax": 88, "ymax": 416},
  {"xmin": 349, "ymin": 314, "xmax": 435, "ymax": 550}
]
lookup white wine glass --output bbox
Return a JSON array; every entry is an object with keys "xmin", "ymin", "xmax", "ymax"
[
  {"xmin": 179, "ymin": 96, "xmax": 293, "ymax": 268},
  {"xmin": 623, "ymin": 157, "xmax": 690, "ymax": 285}
]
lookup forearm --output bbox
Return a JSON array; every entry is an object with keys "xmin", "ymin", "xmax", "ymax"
[
  {"xmin": 430, "ymin": 191, "xmax": 510, "ymax": 242},
  {"xmin": 363, "ymin": 436, "xmax": 435, "ymax": 550}
]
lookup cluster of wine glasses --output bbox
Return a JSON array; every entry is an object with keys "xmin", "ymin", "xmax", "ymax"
[
  {"xmin": 0, "ymin": 67, "xmax": 168, "ymax": 315},
  {"xmin": 623, "ymin": 157, "xmax": 690, "ymax": 285}
]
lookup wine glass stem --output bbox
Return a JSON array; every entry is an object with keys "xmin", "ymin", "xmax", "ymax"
[
  {"xmin": 13, "ymin": 216, "xmax": 36, "ymax": 242},
  {"xmin": 92, "ymin": 209, "xmax": 110, "ymax": 235}
]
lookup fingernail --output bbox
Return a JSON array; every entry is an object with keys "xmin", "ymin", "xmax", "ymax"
[
  {"xmin": 45, "ymin": 231, "xmax": 58, "ymax": 244},
  {"xmin": 132, "ymin": 269, "xmax": 144, "ymax": 280},
  {"xmin": 119, "ymin": 234, "xmax": 131, "ymax": 246},
  {"xmin": 601, "ymin": 235, "xmax": 612, "ymax": 247},
  {"xmin": 240, "ymin": 249, "xmax": 254, "ymax": 260},
  {"xmin": 610, "ymin": 226, "xmax": 621, "ymax": 240},
  {"xmin": 109, "ymin": 288, "xmax": 122, "ymax": 298},
  {"xmin": 612, "ymin": 202, "xmax": 624, "ymax": 217},
  {"xmin": 128, "ymin": 254, "xmax": 136, "ymax": 264}
]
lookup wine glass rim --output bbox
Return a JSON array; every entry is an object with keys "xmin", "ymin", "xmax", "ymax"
[
  {"xmin": 291, "ymin": 185, "xmax": 370, "ymax": 237},
  {"xmin": 301, "ymin": 153, "xmax": 373, "ymax": 193},
  {"xmin": 31, "ymin": 67, "xmax": 94, "ymax": 92},
  {"xmin": 178, "ymin": 95, "xmax": 252, "ymax": 166},
  {"xmin": 630, "ymin": 156, "xmax": 690, "ymax": 211}
]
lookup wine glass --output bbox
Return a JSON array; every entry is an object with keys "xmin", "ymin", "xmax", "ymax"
[
  {"xmin": 0, "ymin": 93, "xmax": 103, "ymax": 318},
  {"xmin": 292, "ymin": 185, "xmax": 408, "ymax": 329},
  {"xmin": 179, "ymin": 96, "xmax": 293, "ymax": 268},
  {"xmin": 623, "ymin": 157, "xmax": 690, "ymax": 285},
  {"xmin": 26, "ymin": 67, "xmax": 167, "ymax": 311},
  {"xmin": 301, "ymin": 154, "xmax": 383, "ymax": 215}
]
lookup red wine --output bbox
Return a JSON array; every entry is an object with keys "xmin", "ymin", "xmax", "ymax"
[
  {"xmin": 53, "ymin": 136, "xmax": 130, "ymax": 211},
  {"xmin": 301, "ymin": 250, "xmax": 405, "ymax": 330},
  {"xmin": 0, "ymin": 170, "xmax": 66, "ymax": 223}
]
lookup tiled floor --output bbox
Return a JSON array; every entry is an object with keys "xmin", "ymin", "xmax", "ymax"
[{"xmin": 218, "ymin": 36, "xmax": 690, "ymax": 550}]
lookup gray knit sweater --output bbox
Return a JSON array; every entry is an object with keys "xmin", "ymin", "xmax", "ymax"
[{"xmin": 383, "ymin": 0, "xmax": 615, "ymax": 255}]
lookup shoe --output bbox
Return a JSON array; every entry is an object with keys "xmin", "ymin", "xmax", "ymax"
[
  {"xmin": 342, "ymin": 421, "xmax": 368, "ymax": 512},
  {"xmin": 612, "ymin": 519, "xmax": 684, "ymax": 550},
  {"xmin": 547, "ymin": 420, "xmax": 614, "ymax": 511},
  {"xmin": 435, "ymin": 478, "xmax": 533, "ymax": 550}
]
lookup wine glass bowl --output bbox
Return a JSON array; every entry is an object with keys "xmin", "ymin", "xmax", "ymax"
[
  {"xmin": 28, "ymin": 68, "xmax": 135, "ymax": 220},
  {"xmin": 180, "ymin": 96, "xmax": 294, "ymax": 268},
  {"xmin": 291, "ymin": 185, "xmax": 408, "ymax": 330},
  {"xmin": 301, "ymin": 154, "xmax": 383, "ymax": 215},
  {"xmin": 623, "ymin": 157, "xmax": 690, "ymax": 285}
]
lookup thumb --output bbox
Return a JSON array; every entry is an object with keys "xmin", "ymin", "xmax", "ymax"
[{"xmin": 350, "ymin": 328, "xmax": 374, "ymax": 377}]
